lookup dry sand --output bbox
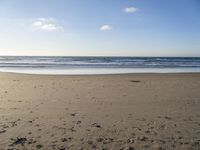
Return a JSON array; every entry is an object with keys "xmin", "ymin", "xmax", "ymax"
[{"xmin": 0, "ymin": 73, "xmax": 200, "ymax": 150}]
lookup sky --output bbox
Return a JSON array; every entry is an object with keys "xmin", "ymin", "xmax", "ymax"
[{"xmin": 0, "ymin": 0, "xmax": 200, "ymax": 56}]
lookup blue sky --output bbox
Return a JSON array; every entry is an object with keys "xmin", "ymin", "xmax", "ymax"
[{"xmin": 0, "ymin": 0, "xmax": 199, "ymax": 56}]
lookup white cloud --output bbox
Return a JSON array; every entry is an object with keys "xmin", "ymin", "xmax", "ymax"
[
  {"xmin": 124, "ymin": 7, "xmax": 138, "ymax": 13},
  {"xmin": 32, "ymin": 18, "xmax": 62, "ymax": 31},
  {"xmin": 100, "ymin": 25, "xmax": 112, "ymax": 31}
]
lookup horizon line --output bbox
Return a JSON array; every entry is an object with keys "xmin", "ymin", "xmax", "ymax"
[{"xmin": 0, "ymin": 55, "xmax": 200, "ymax": 58}]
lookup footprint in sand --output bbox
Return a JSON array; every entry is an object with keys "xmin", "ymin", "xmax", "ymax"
[
  {"xmin": 70, "ymin": 113, "xmax": 76, "ymax": 116},
  {"xmin": 35, "ymin": 124, "xmax": 40, "ymax": 127},
  {"xmin": 92, "ymin": 123, "xmax": 102, "ymax": 128},
  {"xmin": 0, "ymin": 129, "xmax": 6, "ymax": 134},
  {"xmin": 61, "ymin": 138, "xmax": 68, "ymax": 142},
  {"xmin": 36, "ymin": 144, "xmax": 43, "ymax": 149},
  {"xmin": 69, "ymin": 126, "xmax": 76, "ymax": 132}
]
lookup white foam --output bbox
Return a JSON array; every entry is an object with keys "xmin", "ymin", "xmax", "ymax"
[{"xmin": 0, "ymin": 68, "xmax": 200, "ymax": 75}]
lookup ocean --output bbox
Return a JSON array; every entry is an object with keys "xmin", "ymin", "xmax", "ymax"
[{"xmin": 0, "ymin": 56, "xmax": 200, "ymax": 74}]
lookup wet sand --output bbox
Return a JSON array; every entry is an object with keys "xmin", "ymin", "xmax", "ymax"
[{"xmin": 0, "ymin": 73, "xmax": 200, "ymax": 150}]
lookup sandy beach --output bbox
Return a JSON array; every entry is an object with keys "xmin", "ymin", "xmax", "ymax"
[{"xmin": 0, "ymin": 72, "xmax": 200, "ymax": 150}]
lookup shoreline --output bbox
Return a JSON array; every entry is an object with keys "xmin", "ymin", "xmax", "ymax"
[{"xmin": 1, "ymin": 70, "xmax": 200, "ymax": 76}]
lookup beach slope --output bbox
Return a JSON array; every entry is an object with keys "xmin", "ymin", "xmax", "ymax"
[{"xmin": 0, "ymin": 73, "xmax": 200, "ymax": 149}]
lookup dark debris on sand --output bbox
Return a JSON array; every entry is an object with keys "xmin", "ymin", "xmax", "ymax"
[
  {"xmin": 11, "ymin": 137, "xmax": 27, "ymax": 146},
  {"xmin": 130, "ymin": 80, "xmax": 141, "ymax": 83}
]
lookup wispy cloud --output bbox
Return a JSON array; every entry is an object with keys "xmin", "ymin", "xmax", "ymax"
[
  {"xmin": 32, "ymin": 18, "xmax": 62, "ymax": 31},
  {"xmin": 124, "ymin": 7, "xmax": 138, "ymax": 13},
  {"xmin": 100, "ymin": 25, "xmax": 112, "ymax": 31}
]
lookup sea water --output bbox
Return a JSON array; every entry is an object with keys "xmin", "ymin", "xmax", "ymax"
[{"xmin": 0, "ymin": 56, "xmax": 200, "ymax": 74}]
